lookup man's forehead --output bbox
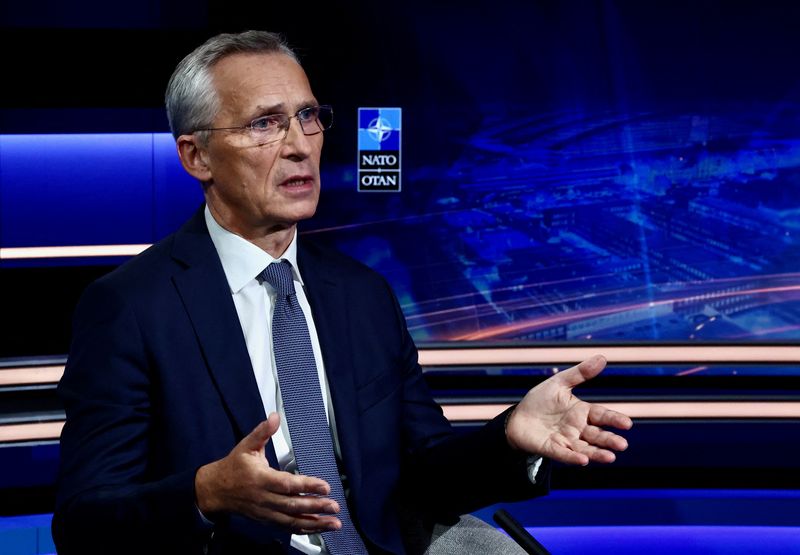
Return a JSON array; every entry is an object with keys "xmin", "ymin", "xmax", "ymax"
[
  {"xmin": 212, "ymin": 53, "xmax": 311, "ymax": 92},
  {"xmin": 212, "ymin": 51, "xmax": 307, "ymax": 85},
  {"xmin": 211, "ymin": 52, "xmax": 315, "ymax": 112}
]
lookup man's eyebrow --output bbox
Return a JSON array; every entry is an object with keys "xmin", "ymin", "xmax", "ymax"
[
  {"xmin": 249, "ymin": 100, "xmax": 319, "ymax": 118},
  {"xmin": 297, "ymin": 99, "xmax": 319, "ymax": 110},
  {"xmin": 250, "ymin": 103, "xmax": 287, "ymax": 118}
]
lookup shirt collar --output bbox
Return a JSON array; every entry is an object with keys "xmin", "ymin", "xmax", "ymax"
[{"xmin": 204, "ymin": 205, "xmax": 304, "ymax": 294}]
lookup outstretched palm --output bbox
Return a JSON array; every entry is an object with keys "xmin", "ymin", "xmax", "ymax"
[{"xmin": 505, "ymin": 355, "xmax": 633, "ymax": 466}]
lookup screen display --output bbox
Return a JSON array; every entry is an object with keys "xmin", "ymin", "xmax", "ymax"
[{"xmin": 2, "ymin": 1, "xmax": 799, "ymax": 353}]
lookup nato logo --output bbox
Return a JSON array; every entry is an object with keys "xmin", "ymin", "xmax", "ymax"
[{"xmin": 358, "ymin": 107, "xmax": 401, "ymax": 192}]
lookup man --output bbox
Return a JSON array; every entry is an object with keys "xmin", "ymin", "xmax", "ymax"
[{"xmin": 54, "ymin": 31, "xmax": 632, "ymax": 554}]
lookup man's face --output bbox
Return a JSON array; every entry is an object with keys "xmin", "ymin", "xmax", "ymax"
[{"xmin": 199, "ymin": 52, "xmax": 323, "ymax": 236}]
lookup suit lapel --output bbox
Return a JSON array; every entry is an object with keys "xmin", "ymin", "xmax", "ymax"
[
  {"xmin": 169, "ymin": 209, "xmax": 273, "ymax": 465},
  {"xmin": 299, "ymin": 241, "xmax": 364, "ymax": 499}
]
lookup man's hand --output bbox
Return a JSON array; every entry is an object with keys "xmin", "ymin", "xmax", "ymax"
[
  {"xmin": 194, "ymin": 412, "xmax": 342, "ymax": 533},
  {"xmin": 505, "ymin": 355, "xmax": 633, "ymax": 466}
]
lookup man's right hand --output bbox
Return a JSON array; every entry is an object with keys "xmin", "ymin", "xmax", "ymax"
[{"xmin": 194, "ymin": 412, "xmax": 342, "ymax": 534}]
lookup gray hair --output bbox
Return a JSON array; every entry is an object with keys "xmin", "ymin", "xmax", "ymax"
[{"xmin": 165, "ymin": 30, "xmax": 299, "ymax": 141}]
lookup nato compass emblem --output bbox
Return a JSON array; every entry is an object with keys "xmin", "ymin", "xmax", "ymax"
[{"xmin": 358, "ymin": 107, "xmax": 401, "ymax": 192}]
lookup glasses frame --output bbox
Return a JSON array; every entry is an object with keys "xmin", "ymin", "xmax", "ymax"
[{"xmin": 194, "ymin": 104, "xmax": 333, "ymax": 144}]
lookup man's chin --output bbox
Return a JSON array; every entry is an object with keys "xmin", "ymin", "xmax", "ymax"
[{"xmin": 279, "ymin": 204, "xmax": 318, "ymax": 226}]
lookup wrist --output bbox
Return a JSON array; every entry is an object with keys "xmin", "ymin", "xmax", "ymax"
[
  {"xmin": 504, "ymin": 405, "xmax": 522, "ymax": 451},
  {"xmin": 194, "ymin": 463, "xmax": 221, "ymax": 515}
]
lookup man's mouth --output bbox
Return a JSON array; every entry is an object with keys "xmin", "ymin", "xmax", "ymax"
[{"xmin": 280, "ymin": 175, "xmax": 314, "ymax": 188}]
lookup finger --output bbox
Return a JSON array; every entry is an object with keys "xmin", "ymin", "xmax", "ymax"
[
  {"xmin": 262, "ymin": 468, "xmax": 332, "ymax": 497},
  {"xmin": 541, "ymin": 435, "xmax": 590, "ymax": 466},
  {"xmin": 258, "ymin": 490, "xmax": 340, "ymax": 516},
  {"xmin": 294, "ymin": 514, "xmax": 343, "ymax": 534},
  {"xmin": 585, "ymin": 448, "xmax": 617, "ymax": 464},
  {"xmin": 581, "ymin": 425, "xmax": 629, "ymax": 452},
  {"xmin": 256, "ymin": 509, "xmax": 342, "ymax": 534},
  {"xmin": 588, "ymin": 404, "xmax": 633, "ymax": 430},
  {"xmin": 240, "ymin": 413, "xmax": 281, "ymax": 453},
  {"xmin": 565, "ymin": 436, "xmax": 617, "ymax": 464},
  {"xmin": 554, "ymin": 355, "xmax": 607, "ymax": 389},
  {"xmin": 544, "ymin": 434, "xmax": 619, "ymax": 466}
]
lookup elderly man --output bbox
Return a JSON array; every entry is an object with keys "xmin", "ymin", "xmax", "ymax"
[{"xmin": 54, "ymin": 30, "xmax": 632, "ymax": 554}]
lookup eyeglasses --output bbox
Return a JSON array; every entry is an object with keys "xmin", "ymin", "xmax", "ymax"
[{"xmin": 195, "ymin": 105, "xmax": 333, "ymax": 144}]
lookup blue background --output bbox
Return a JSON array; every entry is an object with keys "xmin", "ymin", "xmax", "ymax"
[{"xmin": 4, "ymin": 2, "xmax": 800, "ymax": 350}]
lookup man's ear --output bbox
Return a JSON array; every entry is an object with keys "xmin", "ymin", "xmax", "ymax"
[{"xmin": 176, "ymin": 134, "xmax": 213, "ymax": 182}]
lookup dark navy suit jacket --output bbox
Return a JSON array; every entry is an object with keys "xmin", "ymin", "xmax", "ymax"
[{"xmin": 53, "ymin": 208, "xmax": 546, "ymax": 554}]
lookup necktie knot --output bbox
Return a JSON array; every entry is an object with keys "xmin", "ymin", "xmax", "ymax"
[{"xmin": 260, "ymin": 260, "xmax": 296, "ymax": 297}]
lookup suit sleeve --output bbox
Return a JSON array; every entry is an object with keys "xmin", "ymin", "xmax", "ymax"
[
  {"xmin": 383, "ymin": 279, "xmax": 550, "ymax": 522},
  {"xmin": 53, "ymin": 280, "xmax": 211, "ymax": 554}
]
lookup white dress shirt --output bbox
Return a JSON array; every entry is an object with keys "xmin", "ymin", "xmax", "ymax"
[{"xmin": 205, "ymin": 207, "xmax": 336, "ymax": 554}]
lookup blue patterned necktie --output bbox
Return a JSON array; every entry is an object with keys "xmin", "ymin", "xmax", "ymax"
[{"xmin": 260, "ymin": 260, "xmax": 368, "ymax": 555}]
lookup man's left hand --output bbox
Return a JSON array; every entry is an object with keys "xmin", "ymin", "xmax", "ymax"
[{"xmin": 505, "ymin": 354, "xmax": 633, "ymax": 465}]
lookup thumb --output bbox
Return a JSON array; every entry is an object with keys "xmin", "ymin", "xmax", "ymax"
[
  {"xmin": 554, "ymin": 354, "xmax": 607, "ymax": 389},
  {"xmin": 239, "ymin": 412, "xmax": 280, "ymax": 453}
]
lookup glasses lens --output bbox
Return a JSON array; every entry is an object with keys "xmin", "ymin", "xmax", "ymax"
[
  {"xmin": 298, "ymin": 105, "xmax": 333, "ymax": 135},
  {"xmin": 249, "ymin": 114, "xmax": 287, "ymax": 143},
  {"xmin": 316, "ymin": 105, "xmax": 333, "ymax": 131}
]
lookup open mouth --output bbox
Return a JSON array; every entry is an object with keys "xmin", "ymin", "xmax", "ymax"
[{"xmin": 280, "ymin": 176, "xmax": 314, "ymax": 188}]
